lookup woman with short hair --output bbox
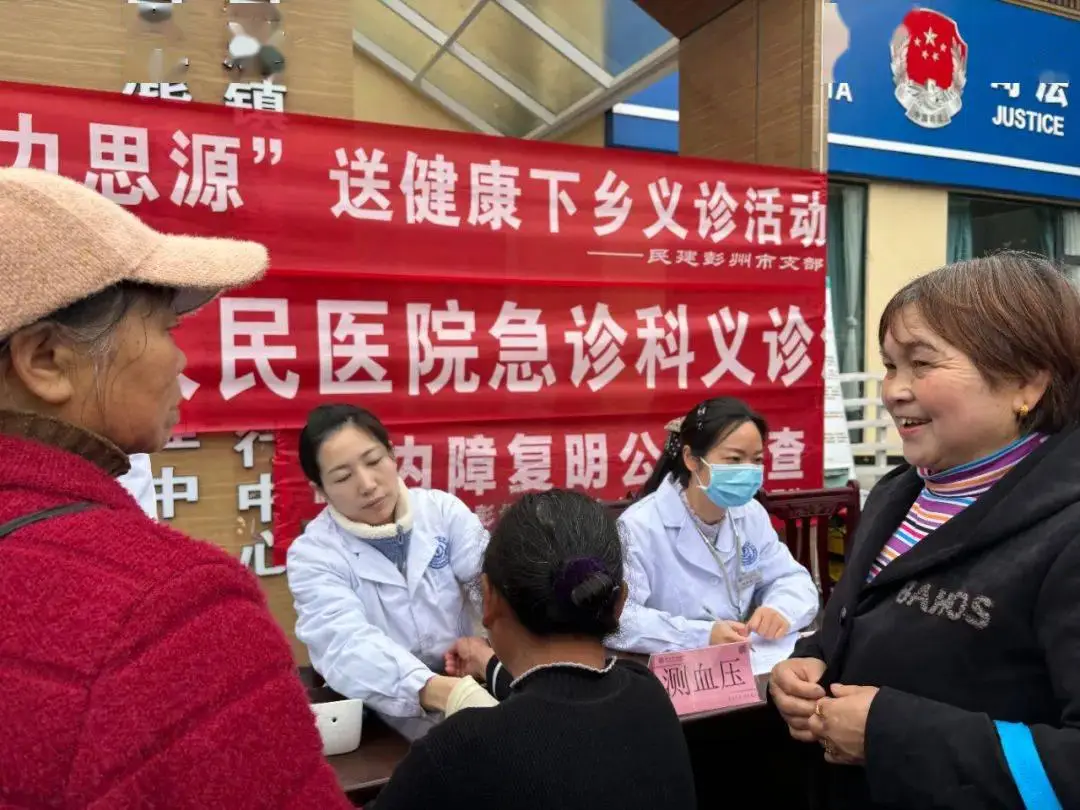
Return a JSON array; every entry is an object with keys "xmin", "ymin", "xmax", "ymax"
[
  {"xmin": 0, "ymin": 168, "xmax": 351, "ymax": 809},
  {"xmin": 771, "ymin": 251, "xmax": 1080, "ymax": 809}
]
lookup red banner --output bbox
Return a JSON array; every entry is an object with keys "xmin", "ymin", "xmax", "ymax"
[
  {"xmin": 271, "ymin": 409, "xmax": 814, "ymax": 563},
  {"xmin": 0, "ymin": 82, "xmax": 827, "ymax": 527}
]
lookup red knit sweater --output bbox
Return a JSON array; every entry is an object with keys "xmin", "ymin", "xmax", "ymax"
[{"xmin": 0, "ymin": 427, "xmax": 353, "ymax": 809}]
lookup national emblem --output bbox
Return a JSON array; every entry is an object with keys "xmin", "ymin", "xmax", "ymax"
[{"xmin": 890, "ymin": 8, "xmax": 968, "ymax": 129}]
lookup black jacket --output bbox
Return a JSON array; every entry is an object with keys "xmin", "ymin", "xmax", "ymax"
[
  {"xmin": 369, "ymin": 659, "xmax": 696, "ymax": 810},
  {"xmin": 794, "ymin": 427, "xmax": 1080, "ymax": 809}
]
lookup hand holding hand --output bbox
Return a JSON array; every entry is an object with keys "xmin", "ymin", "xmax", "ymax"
[
  {"xmin": 444, "ymin": 636, "xmax": 495, "ymax": 681},
  {"xmin": 709, "ymin": 619, "xmax": 750, "ymax": 646},
  {"xmin": 768, "ymin": 657, "xmax": 827, "ymax": 742},
  {"xmin": 747, "ymin": 606, "xmax": 791, "ymax": 640},
  {"xmin": 807, "ymin": 683, "xmax": 880, "ymax": 764},
  {"xmin": 419, "ymin": 674, "xmax": 462, "ymax": 713}
]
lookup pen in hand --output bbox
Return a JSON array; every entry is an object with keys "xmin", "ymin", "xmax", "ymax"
[{"xmin": 704, "ymin": 605, "xmax": 752, "ymax": 646}]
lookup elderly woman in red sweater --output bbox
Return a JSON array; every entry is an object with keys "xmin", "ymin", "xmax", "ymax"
[{"xmin": 0, "ymin": 168, "xmax": 352, "ymax": 809}]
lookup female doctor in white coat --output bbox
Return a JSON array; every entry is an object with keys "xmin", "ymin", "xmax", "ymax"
[
  {"xmin": 286, "ymin": 404, "xmax": 489, "ymax": 740},
  {"xmin": 611, "ymin": 397, "xmax": 819, "ymax": 655}
]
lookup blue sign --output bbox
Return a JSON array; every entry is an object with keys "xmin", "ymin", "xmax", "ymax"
[
  {"xmin": 830, "ymin": 0, "xmax": 1080, "ymax": 201},
  {"xmin": 608, "ymin": 1, "xmax": 1080, "ymax": 202},
  {"xmin": 608, "ymin": 73, "xmax": 678, "ymax": 153},
  {"xmin": 604, "ymin": 0, "xmax": 678, "ymax": 153}
]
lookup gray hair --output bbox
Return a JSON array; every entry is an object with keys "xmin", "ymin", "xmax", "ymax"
[{"xmin": 0, "ymin": 282, "xmax": 177, "ymax": 372}]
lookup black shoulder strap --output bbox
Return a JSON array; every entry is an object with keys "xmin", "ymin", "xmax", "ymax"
[{"xmin": 0, "ymin": 502, "xmax": 95, "ymax": 540}]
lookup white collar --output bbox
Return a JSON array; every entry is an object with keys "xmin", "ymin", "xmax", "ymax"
[
  {"xmin": 328, "ymin": 478, "xmax": 413, "ymax": 540},
  {"xmin": 510, "ymin": 656, "xmax": 618, "ymax": 689},
  {"xmin": 656, "ymin": 476, "xmax": 748, "ymax": 530}
]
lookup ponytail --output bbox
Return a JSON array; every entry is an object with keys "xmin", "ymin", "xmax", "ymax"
[{"xmin": 641, "ymin": 417, "xmax": 689, "ymax": 496}]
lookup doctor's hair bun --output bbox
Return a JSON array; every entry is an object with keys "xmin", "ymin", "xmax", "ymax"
[{"xmin": 483, "ymin": 489, "xmax": 625, "ymax": 639}]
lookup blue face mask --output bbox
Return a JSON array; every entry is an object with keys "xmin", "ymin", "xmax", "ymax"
[{"xmin": 695, "ymin": 463, "xmax": 764, "ymax": 508}]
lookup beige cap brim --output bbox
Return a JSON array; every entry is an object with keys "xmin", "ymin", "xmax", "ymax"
[{"xmin": 134, "ymin": 232, "xmax": 269, "ymax": 316}]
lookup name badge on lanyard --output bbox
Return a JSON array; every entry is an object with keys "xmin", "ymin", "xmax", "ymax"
[
  {"xmin": 697, "ymin": 516, "xmax": 757, "ymax": 617},
  {"xmin": 737, "ymin": 570, "xmax": 763, "ymax": 590}
]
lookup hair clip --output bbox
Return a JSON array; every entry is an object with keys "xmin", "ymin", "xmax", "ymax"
[
  {"xmin": 664, "ymin": 417, "xmax": 684, "ymax": 433},
  {"xmin": 664, "ymin": 432, "xmax": 681, "ymax": 458},
  {"xmin": 554, "ymin": 557, "xmax": 608, "ymax": 604},
  {"xmin": 696, "ymin": 403, "xmax": 707, "ymax": 431}
]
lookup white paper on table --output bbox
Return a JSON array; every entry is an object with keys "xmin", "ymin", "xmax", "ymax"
[{"xmin": 749, "ymin": 631, "xmax": 799, "ymax": 675}]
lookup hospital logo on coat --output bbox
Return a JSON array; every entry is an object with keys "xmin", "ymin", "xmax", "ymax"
[
  {"xmin": 741, "ymin": 542, "xmax": 759, "ymax": 568},
  {"xmin": 429, "ymin": 536, "xmax": 451, "ymax": 569}
]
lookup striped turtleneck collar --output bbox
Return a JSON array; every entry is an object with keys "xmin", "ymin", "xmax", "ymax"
[
  {"xmin": 919, "ymin": 431, "xmax": 1048, "ymax": 497},
  {"xmin": 868, "ymin": 432, "xmax": 1047, "ymax": 580}
]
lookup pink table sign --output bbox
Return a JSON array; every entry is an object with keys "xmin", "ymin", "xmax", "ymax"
[{"xmin": 648, "ymin": 642, "xmax": 763, "ymax": 717}]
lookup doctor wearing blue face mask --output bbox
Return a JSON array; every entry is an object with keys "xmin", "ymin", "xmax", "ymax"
[{"xmin": 610, "ymin": 397, "xmax": 819, "ymax": 655}]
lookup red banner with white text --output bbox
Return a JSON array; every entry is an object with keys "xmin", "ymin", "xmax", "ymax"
[
  {"xmin": 270, "ymin": 410, "xmax": 813, "ymax": 564},
  {"xmin": 0, "ymin": 82, "xmax": 827, "ymax": 528}
]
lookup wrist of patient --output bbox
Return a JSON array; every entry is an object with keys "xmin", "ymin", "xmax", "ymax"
[{"xmin": 419, "ymin": 674, "xmax": 458, "ymax": 712}]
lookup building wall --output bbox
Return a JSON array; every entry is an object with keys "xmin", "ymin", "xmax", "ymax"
[
  {"xmin": 0, "ymin": 4, "xmax": 604, "ymax": 664},
  {"xmin": 862, "ymin": 182, "xmax": 949, "ymax": 374}
]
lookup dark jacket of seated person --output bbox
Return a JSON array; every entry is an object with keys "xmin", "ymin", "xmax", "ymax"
[{"xmin": 368, "ymin": 490, "xmax": 697, "ymax": 810}]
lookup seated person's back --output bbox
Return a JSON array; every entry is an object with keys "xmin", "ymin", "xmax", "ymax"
[
  {"xmin": 370, "ymin": 489, "xmax": 696, "ymax": 810},
  {"xmin": 388, "ymin": 657, "xmax": 693, "ymax": 808}
]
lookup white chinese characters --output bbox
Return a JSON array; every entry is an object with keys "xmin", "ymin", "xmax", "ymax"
[
  {"xmin": 122, "ymin": 83, "xmax": 192, "ymax": 102},
  {"xmin": 85, "ymin": 123, "xmax": 159, "ymax": 205},
  {"xmin": 191, "ymin": 295, "xmax": 821, "ymax": 401},
  {"xmin": 330, "ymin": 147, "xmax": 392, "ymax": 220},
  {"xmin": 635, "ymin": 305, "xmax": 694, "ymax": 390},
  {"xmin": 171, "ymin": 132, "xmax": 243, "ymax": 212},
  {"xmin": 489, "ymin": 302, "xmax": 555, "ymax": 393},
  {"xmin": 0, "ymin": 113, "xmax": 59, "ymax": 173},
  {"xmin": 314, "ymin": 145, "xmax": 828, "ymax": 243},
  {"xmin": 219, "ymin": 298, "xmax": 299, "ymax": 400},
  {"xmin": 407, "ymin": 300, "xmax": 480, "ymax": 396},
  {"xmin": 468, "ymin": 160, "xmax": 521, "ymax": 231},
  {"xmin": 400, "ymin": 151, "xmax": 460, "ymax": 227},
  {"xmin": 565, "ymin": 303, "xmax": 627, "ymax": 391},
  {"xmin": 767, "ymin": 428, "xmax": 806, "ymax": 482},
  {"xmin": 224, "ymin": 80, "xmax": 287, "ymax": 113},
  {"xmin": 448, "ymin": 435, "xmax": 497, "ymax": 497},
  {"xmin": 317, "ymin": 300, "xmax": 392, "ymax": 394},
  {"xmin": 764, "ymin": 305, "xmax": 813, "ymax": 387}
]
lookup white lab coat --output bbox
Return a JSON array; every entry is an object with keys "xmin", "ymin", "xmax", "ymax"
[
  {"xmin": 286, "ymin": 487, "xmax": 488, "ymax": 740},
  {"xmin": 117, "ymin": 453, "xmax": 158, "ymax": 520},
  {"xmin": 611, "ymin": 477, "xmax": 819, "ymax": 655}
]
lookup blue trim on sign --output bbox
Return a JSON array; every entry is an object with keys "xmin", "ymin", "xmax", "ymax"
[
  {"xmin": 994, "ymin": 721, "xmax": 1062, "ymax": 810},
  {"xmin": 607, "ymin": 114, "xmax": 678, "ymax": 153}
]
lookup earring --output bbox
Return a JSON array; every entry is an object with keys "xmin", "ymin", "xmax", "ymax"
[{"xmin": 1017, "ymin": 404, "xmax": 1029, "ymax": 420}]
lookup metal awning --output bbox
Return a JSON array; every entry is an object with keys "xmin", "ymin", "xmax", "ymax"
[{"xmin": 352, "ymin": 0, "xmax": 677, "ymax": 139}]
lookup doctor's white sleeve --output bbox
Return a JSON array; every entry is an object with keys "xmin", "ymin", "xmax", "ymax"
[
  {"xmin": 118, "ymin": 453, "xmax": 159, "ymax": 521},
  {"xmin": 287, "ymin": 541, "xmax": 433, "ymax": 719},
  {"xmin": 752, "ymin": 518, "xmax": 821, "ymax": 632},
  {"xmin": 610, "ymin": 537, "xmax": 714, "ymax": 655},
  {"xmin": 439, "ymin": 491, "xmax": 489, "ymax": 618}
]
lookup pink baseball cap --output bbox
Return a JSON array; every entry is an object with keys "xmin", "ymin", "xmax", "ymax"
[{"xmin": 0, "ymin": 167, "xmax": 268, "ymax": 338}]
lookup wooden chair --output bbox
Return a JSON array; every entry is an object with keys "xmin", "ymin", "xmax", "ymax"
[
  {"xmin": 757, "ymin": 480, "xmax": 862, "ymax": 604},
  {"xmin": 603, "ymin": 498, "xmax": 635, "ymax": 520}
]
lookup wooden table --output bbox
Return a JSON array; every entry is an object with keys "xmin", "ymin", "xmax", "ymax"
[
  {"xmin": 327, "ymin": 715, "xmax": 409, "ymax": 806},
  {"xmin": 680, "ymin": 674, "xmax": 815, "ymax": 809},
  {"xmin": 325, "ymin": 673, "xmax": 814, "ymax": 808}
]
